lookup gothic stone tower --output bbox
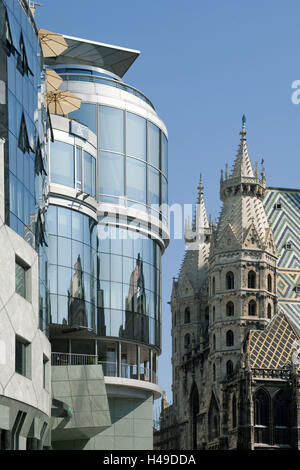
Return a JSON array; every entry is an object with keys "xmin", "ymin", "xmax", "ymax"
[
  {"xmin": 170, "ymin": 177, "xmax": 211, "ymax": 449},
  {"xmin": 206, "ymin": 119, "xmax": 278, "ymax": 448}
]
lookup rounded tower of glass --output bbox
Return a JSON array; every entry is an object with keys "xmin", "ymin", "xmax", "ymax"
[{"xmin": 45, "ymin": 35, "xmax": 168, "ymax": 449}]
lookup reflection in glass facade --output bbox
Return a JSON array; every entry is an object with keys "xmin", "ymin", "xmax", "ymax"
[
  {"xmin": 66, "ymin": 100, "xmax": 168, "ymax": 221},
  {"xmin": 47, "ymin": 205, "xmax": 161, "ymax": 347},
  {"xmin": 0, "ymin": 0, "xmax": 48, "ymax": 333}
]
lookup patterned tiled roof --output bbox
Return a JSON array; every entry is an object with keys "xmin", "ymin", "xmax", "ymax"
[
  {"xmin": 264, "ymin": 188, "xmax": 300, "ymax": 332},
  {"xmin": 248, "ymin": 312, "xmax": 299, "ymax": 369}
]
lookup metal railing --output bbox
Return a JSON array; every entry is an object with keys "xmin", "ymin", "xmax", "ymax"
[
  {"xmin": 99, "ymin": 361, "xmax": 157, "ymax": 384},
  {"xmin": 51, "ymin": 353, "xmax": 157, "ymax": 383},
  {"xmin": 51, "ymin": 352, "xmax": 97, "ymax": 366}
]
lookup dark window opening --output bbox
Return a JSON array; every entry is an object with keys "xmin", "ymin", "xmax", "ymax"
[
  {"xmin": 248, "ymin": 300, "xmax": 256, "ymax": 316},
  {"xmin": 226, "ymin": 360, "xmax": 233, "ymax": 377},
  {"xmin": 226, "ymin": 271, "xmax": 234, "ymax": 290},
  {"xmin": 184, "ymin": 307, "xmax": 190, "ymax": 324},
  {"xmin": 267, "ymin": 274, "xmax": 272, "ymax": 292},
  {"xmin": 226, "ymin": 330, "xmax": 234, "ymax": 347},
  {"xmin": 248, "ymin": 270, "xmax": 256, "ymax": 289},
  {"xmin": 226, "ymin": 301, "xmax": 234, "ymax": 316}
]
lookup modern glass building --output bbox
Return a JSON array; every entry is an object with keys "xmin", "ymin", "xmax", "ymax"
[
  {"xmin": 0, "ymin": 0, "xmax": 51, "ymax": 449},
  {"xmin": 46, "ymin": 36, "xmax": 169, "ymax": 449}
]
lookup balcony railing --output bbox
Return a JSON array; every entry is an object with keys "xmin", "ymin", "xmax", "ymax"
[
  {"xmin": 51, "ymin": 353, "xmax": 157, "ymax": 384},
  {"xmin": 252, "ymin": 368, "xmax": 291, "ymax": 380},
  {"xmin": 51, "ymin": 352, "xmax": 97, "ymax": 366}
]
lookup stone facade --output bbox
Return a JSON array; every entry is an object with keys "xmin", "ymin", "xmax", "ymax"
[{"xmin": 155, "ymin": 121, "xmax": 300, "ymax": 450}]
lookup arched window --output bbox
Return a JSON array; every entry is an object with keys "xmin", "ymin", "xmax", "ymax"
[
  {"xmin": 226, "ymin": 330, "xmax": 234, "ymax": 347},
  {"xmin": 174, "ymin": 337, "xmax": 177, "ymax": 353},
  {"xmin": 267, "ymin": 304, "xmax": 272, "ymax": 319},
  {"xmin": 213, "ymin": 334, "xmax": 216, "ymax": 350},
  {"xmin": 226, "ymin": 301, "xmax": 234, "ymax": 316},
  {"xmin": 212, "ymin": 277, "xmax": 216, "ymax": 295},
  {"xmin": 213, "ymin": 363, "xmax": 216, "ymax": 381},
  {"xmin": 248, "ymin": 270, "xmax": 256, "ymax": 289},
  {"xmin": 174, "ymin": 311, "xmax": 177, "ymax": 326},
  {"xmin": 226, "ymin": 271, "xmax": 234, "ymax": 290},
  {"xmin": 274, "ymin": 391, "xmax": 289, "ymax": 444},
  {"xmin": 184, "ymin": 333, "xmax": 191, "ymax": 350},
  {"xmin": 254, "ymin": 389, "xmax": 270, "ymax": 444},
  {"xmin": 232, "ymin": 394, "xmax": 237, "ymax": 428},
  {"xmin": 226, "ymin": 360, "xmax": 233, "ymax": 377},
  {"xmin": 213, "ymin": 306, "xmax": 215, "ymax": 322},
  {"xmin": 248, "ymin": 300, "xmax": 256, "ymax": 316},
  {"xmin": 267, "ymin": 274, "xmax": 272, "ymax": 292},
  {"xmin": 184, "ymin": 307, "xmax": 191, "ymax": 324},
  {"xmin": 208, "ymin": 394, "xmax": 219, "ymax": 441}
]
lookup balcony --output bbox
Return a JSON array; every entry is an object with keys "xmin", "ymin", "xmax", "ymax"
[{"xmin": 51, "ymin": 352, "xmax": 157, "ymax": 384}]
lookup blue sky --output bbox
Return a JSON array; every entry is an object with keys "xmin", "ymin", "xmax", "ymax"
[{"xmin": 36, "ymin": 0, "xmax": 300, "ymax": 414}]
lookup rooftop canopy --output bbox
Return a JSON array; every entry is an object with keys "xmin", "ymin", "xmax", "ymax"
[{"xmin": 44, "ymin": 34, "xmax": 140, "ymax": 78}]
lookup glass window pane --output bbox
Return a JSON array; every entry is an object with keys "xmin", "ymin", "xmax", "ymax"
[
  {"xmin": 76, "ymin": 147, "xmax": 82, "ymax": 189},
  {"xmin": 47, "ymin": 205, "xmax": 57, "ymax": 235},
  {"xmin": 148, "ymin": 166, "xmax": 160, "ymax": 205},
  {"xmin": 110, "ymin": 282, "xmax": 122, "ymax": 310},
  {"xmin": 72, "ymin": 210, "xmax": 83, "ymax": 242},
  {"xmin": 50, "ymin": 140, "xmax": 74, "ymax": 187},
  {"xmin": 83, "ymin": 151, "xmax": 96, "ymax": 197},
  {"xmin": 126, "ymin": 112, "xmax": 146, "ymax": 160},
  {"xmin": 57, "ymin": 206, "xmax": 71, "ymax": 238},
  {"xmin": 99, "ymin": 151, "xmax": 124, "ymax": 197},
  {"xmin": 111, "ymin": 309, "xmax": 123, "ymax": 337},
  {"xmin": 147, "ymin": 122, "xmax": 160, "ymax": 168},
  {"xmin": 99, "ymin": 253, "xmax": 110, "ymax": 281},
  {"xmin": 70, "ymin": 102, "xmax": 97, "ymax": 134},
  {"xmin": 99, "ymin": 105, "xmax": 124, "ymax": 153},
  {"xmin": 58, "ymin": 237, "xmax": 71, "ymax": 267},
  {"xmin": 126, "ymin": 157, "xmax": 146, "ymax": 203},
  {"xmin": 161, "ymin": 132, "xmax": 168, "ymax": 177},
  {"xmin": 111, "ymin": 254, "xmax": 122, "ymax": 283}
]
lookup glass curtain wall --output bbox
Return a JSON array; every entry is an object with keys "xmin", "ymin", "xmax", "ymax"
[
  {"xmin": 68, "ymin": 103, "xmax": 168, "ymax": 222},
  {"xmin": 47, "ymin": 206, "xmax": 161, "ymax": 348}
]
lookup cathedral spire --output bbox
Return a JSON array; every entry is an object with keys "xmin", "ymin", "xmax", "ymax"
[
  {"xmin": 231, "ymin": 115, "xmax": 254, "ymax": 178},
  {"xmin": 194, "ymin": 174, "xmax": 209, "ymax": 232}
]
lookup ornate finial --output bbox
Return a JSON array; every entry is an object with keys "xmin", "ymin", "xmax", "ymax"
[
  {"xmin": 225, "ymin": 163, "xmax": 229, "ymax": 179},
  {"xmin": 220, "ymin": 169, "xmax": 224, "ymax": 182},
  {"xmin": 198, "ymin": 174, "xmax": 203, "ymax": 194},
  {"xmin": 240, "ymin": 115, "xmax": 247, "ymax": 139},
  {"xmin": 255, "ymin": 161, "xmax": 258, "ymax": 178}
]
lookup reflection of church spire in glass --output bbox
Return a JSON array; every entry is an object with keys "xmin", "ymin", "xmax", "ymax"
[
  {"xmin": 68, "ymin": 254, "xmax": 87, "ymax": 326},
  {"xmin": 126, "ymin": 252, "xmax": 147, "ymax": 314}
]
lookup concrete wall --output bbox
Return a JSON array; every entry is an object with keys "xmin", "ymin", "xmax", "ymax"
[{"xmin": 52, "ymin": 393, "xmax": 154, "ymax": 450}]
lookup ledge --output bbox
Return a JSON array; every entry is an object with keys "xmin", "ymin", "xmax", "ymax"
[{"xmin": 104, "ymin": 376, "xmax": 163, "ymax": 400}]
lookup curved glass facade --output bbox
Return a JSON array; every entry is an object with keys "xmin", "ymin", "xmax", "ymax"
[
  {"xmin": 47, "ymin": 205, "xmax": 161, "ymax": 347},
  {"xmin": 70, "ymin": 103, "xmax": 168, "ymax": 223}
]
